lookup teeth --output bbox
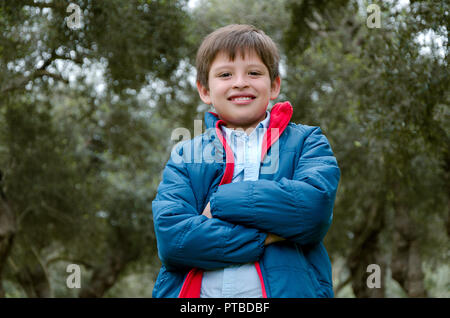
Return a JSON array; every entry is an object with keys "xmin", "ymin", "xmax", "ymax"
[{"xmin": 232, "ymin": 97, "xmax": 252, "ymax": 101}]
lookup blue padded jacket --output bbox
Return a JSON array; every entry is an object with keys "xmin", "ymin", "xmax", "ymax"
[{"xmin": 152, "ymin": 101, "xmax": 340, "ymax": 298}]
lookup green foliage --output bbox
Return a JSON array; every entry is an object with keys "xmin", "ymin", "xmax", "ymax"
[
  {"xmin": 283, "ymin": 0, "xmax": 448, "ymax": 296},
  {"xmin": 0, "ymin": 0, "xmax": 187, "ymax": 297},
  {"xmin": 0, "ymin": 0, "xmax": 447, "ymax": 298}
]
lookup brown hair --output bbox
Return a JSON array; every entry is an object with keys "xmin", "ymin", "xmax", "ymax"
[{"xmin": 196, "ymin": 24, "xmax": 280, "ymax": 89}]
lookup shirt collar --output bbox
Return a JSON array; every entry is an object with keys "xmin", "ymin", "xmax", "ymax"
[{"xmin": 221, "ymin": 111, "xmax": 271, "ymax": 140}]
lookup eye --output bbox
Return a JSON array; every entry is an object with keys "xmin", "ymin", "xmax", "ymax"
[
  {"xmin": 249, "ymin": 71, "xmax": 262, "ymax": 76},
  {"xmin": 218, "ymin": 72, "xmax": 231, "ymax": 78}
]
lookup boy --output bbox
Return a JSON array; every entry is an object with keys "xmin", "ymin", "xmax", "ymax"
[{"xmin": 152, "ymin": 24, "xmax": 340, "ymax": 298}]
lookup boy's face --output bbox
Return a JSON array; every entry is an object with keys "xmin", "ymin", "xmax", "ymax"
[{"xmin": 197, "ymin": 49, "xmax": 281, "ymax": 132}]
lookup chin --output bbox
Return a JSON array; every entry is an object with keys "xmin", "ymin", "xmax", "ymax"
[{"xmin": 230, "ymin": 118, "xmax": 260, "ymax": 128}]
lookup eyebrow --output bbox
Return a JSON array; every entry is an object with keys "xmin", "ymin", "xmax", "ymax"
[{"xmin": 212, "ymin": 63, "xmax": 266, "ymax": 72}]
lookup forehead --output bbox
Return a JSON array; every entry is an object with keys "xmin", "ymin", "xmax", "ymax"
[{"xmin": 210, "ymin": 49, "xmax": 265, "ymax": 70}]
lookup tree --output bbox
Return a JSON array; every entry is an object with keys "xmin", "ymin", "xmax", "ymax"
[
  {"xmin": 0, "ymin": 0, "xmax": 189, "ymax": 297},
  {"xmin": 0, "ymin": 0, "xmax": 447, "ymax": 298},
  {"xmin": 283, "ymin": 0, "xmax": 448, "ymax": 297}
]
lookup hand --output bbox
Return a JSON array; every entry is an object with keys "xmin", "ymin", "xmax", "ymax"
[
  {"xmin": 202, "ymin": 201, "xmax": 284, "ymax": 246},
  {"xmin": 264, "ymin": 233, "xmax": 284, "ymax": 246},
  {"xmin": 202, "ymin": 201, "xmax": 212, "ymax": 219}
]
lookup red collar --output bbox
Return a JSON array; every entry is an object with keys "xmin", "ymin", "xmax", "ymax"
[{"xmin": 210, "ymin": 101, "xmax": 293, "ymax": 185}]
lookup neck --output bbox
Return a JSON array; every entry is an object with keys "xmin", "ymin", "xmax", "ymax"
[{"xmin": 222, "ymin": 113, "xmax": 267, "ymax": 135}]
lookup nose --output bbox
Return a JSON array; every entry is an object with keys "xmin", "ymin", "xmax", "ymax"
[{"xmin": 232, "ymin": 73, "xmax": 249, "ymax": 89}]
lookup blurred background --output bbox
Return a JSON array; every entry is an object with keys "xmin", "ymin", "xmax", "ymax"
[{"xmin": 0, "ymin": 0, "xmax": 448, "ymax": 298}]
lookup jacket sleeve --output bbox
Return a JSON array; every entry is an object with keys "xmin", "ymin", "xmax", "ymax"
[
  {"xmin": 152, "ymin": 149, "xmax": 267, "ymax": 271},
  {"xmin": 210, "ymin": 126, "xmax": 340, "ymax": 246}
]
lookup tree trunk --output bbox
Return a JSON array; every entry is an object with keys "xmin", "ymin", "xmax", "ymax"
[
  {"xmin": 78, "ymin": 251, "xmax": 130, "ymax": 298},
  {"xmin": 0, "ymin": 194, "xmax": 16, "ymax": 298},
  {"xmin": 347, "ymin": 202, "xmax": 386, "ymax": 298},
  {"xmin": 391, "ymin": 205, "xmax": 428, "ymax": 297},
  {"xmin": 15, "ymin": 263, "xmax": 52, "ymax": 298},
  {"xmin": 444, "ymin": 152, "xmax": 450, "ymax": 238},
  {"xmin": 78, "ymin": 227, "xmax": 141, "ymax": 298}
]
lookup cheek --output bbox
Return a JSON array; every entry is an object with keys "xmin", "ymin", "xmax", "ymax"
[
  {"xmin": 209, "ymin": 82, "xmax": 227, "ymax": 98},
  {"xmin": 256, "ymin": 79, "xmax": 272, "ymax": 94}
]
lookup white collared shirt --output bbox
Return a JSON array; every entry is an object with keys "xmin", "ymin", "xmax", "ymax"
[{"xmin": 200, "ymin": 111, "xmax": 270, "ymax": 298}]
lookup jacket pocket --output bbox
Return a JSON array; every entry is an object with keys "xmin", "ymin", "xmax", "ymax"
[
  {"xmin": 295, "ymin": 244, "xmax": 322, "ymax": 296},
  {"xmin": 152, "ymin": 267, "xmax": 169, "ymax": 298},
  {"xmin": 262, "ymin": 242, "xmax": 320, "ymax": 297}
]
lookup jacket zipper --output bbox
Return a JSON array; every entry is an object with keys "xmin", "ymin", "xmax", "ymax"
[{"xmin": 178, "ymin": 102, "xmax": 293, "ymax": 298}]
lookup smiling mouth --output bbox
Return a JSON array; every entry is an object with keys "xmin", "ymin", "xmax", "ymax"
[{"xmin": 228, "ymin": 96, "xmax": 256, "ymax": 101}]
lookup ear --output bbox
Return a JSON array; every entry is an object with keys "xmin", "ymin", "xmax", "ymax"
[
  {"xmin": 197, "ymin": 81, "xmax": 212, "ymax": 105},
  {"xmin": 270, "ymin": 76, "xmax": 281, "ymax": 100}
]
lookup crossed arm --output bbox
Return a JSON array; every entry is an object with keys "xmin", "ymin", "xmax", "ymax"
[
  {"xmin": 201, "ymin": 201, "xmax": 284, "ymax": 245},
  {"xmin": 152, "ymin": 126, "xmax": 340, "ymax": 271}
]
